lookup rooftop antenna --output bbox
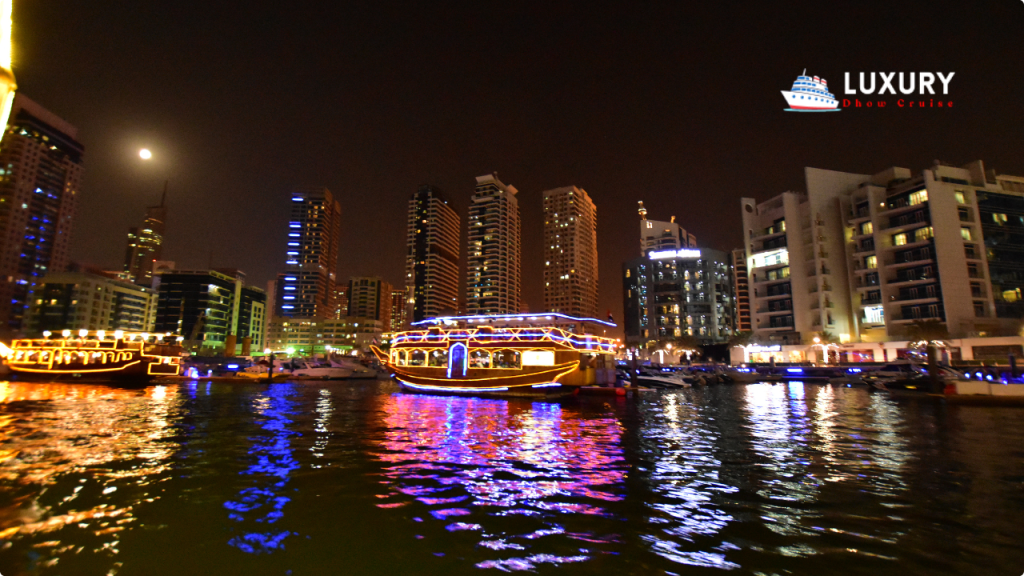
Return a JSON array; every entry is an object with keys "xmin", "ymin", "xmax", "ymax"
[
  {"xmin": 637, "ymin": 201, "xmax": 648, "ymax": 221},
  {"xmin": 802, "ymin": 68, "xmax": 806, "ymax": 75}
]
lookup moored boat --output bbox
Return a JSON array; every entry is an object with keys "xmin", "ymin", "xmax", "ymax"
[
  {"xmin": 1, "ymin": 330, "xmax": 182, "ymax": 383},
  {"xmin": 371, "ymin": 313, "xmax": 619, "ymax": 397}
]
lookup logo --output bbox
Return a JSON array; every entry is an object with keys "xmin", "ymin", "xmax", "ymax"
[
  {"xmin": 783, "ymin": 69, "xmax": 955, "ymax": 111},
  {"xmin": 781, "ymin": 69, "xmax": 840, "ymax": 112}
]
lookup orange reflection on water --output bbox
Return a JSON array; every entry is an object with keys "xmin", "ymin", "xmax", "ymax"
[{"xmin": 0, "ymin": 380, "xmax": 184, "ymax": 565}]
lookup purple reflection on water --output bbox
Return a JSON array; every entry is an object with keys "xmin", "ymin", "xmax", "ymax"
[
  {"xmin": 224, "ymin": 383, "xmax": 301, "ymax": 554},
  {"xmin": 374, "ymin": 393, "xmax": 626, "ymax": 569}
]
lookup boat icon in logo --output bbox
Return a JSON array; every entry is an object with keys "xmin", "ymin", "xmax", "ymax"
[{"xmin": 782, "ymin": 69, "xmax": 841, "ymax": 112}]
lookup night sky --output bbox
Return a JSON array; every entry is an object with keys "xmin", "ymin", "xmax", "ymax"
[{"xmin": 12, "ymin": 0, "xmax": 1024, "ymax": 328}]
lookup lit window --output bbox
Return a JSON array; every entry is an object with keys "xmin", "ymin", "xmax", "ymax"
[
  {"xmin": 955, "ymin": 191, "xmax": 966, "ymax": 204},
  {"xmin": 908, "ymin": 189, "xmax": 928, "ymax": 205},
  {"xmin": 961, "ymin": 227, "xmax": 972, "ymax": 241},
  {"xmin": 893, "ymin": 233, "xmax": 907, "ymax": 246},
  {"xmin": 860, "ymin": 222, "xmax": 873, "ymax": 235},
  {"xmin": 914, "ymin": 227, "xmax": 933, "ymax": 242},
  {"xmin": 865, "ymin": 255, "xmax": 877, "ymax": 269}
]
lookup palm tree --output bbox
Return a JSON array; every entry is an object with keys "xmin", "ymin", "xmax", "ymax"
[
  {"xmin": 727, "ymin": 331, "xmax": 754, "ymax": 348},
  {"xmin": 907, "ymin": 319, "xmax": 950, "ymax": 343}
]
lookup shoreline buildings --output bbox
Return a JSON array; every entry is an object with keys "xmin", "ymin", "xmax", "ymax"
[
  {"xmin": 405, "ymin": 184, "xmax": 459, "ymax": 322},
  {"xmin": 0, "ymin": 95, "xmax": 83, "ymax": 337},
  {"xmin": 25, "ymin": 269, "xmax": 157, "ymax": 334},
  {"xmin": 275, "ymin": 187, "xmax": 341, "ymax": 319},
  {"xmin": 740, "ymin": 160, "xmax": 1024, "ymax": 360},
  {"xmin": 542, "ymin": 186, "xmax": 598, "ymax": 318},
  {"xmin": 624, "ymin": 204, "xmax": 735, "ymax": 348},
  {"xmin": 467, "ymin": 173, "xmax": 521, "ymax": 315},
  {"xmin": 154, "ymin": 268, "xmax": 266, "ymax": 355}
]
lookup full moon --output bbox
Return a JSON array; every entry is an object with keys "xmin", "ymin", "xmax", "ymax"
[{"xmin": 139, "ymin": 148, "xmax": 152, "ymax": 160}]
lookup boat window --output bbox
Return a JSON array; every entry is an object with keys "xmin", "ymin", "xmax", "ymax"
[
  {"xmin": 428, "ymin": 349, "xmax": 448, "ymax": 367},
  {"xmin": 408, "ymin": 350, "xmax": 427, "ymax": 367},
  {"xmin": 493, "ymin": 350, "xmax": 521, "ymax": 369},
  {"xmin": 470, "ymin": 350, "xmax": 491, "ymax": 368},
  {"xmin": 392, "ymin": 350, "xmax": 406, "ymax": 365},
  {"xmin": 522, "ymin": 350, "xmax": 555, "ymax": 366}
]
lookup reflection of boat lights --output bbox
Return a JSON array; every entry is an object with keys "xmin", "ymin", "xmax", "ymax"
[
  {"xmin": 399, "ymin": 380, "xmax": 509, "ymax": 392},
  {"xmin": 531, "ymin": 383, "xmax": 561, "ymax": 388}
]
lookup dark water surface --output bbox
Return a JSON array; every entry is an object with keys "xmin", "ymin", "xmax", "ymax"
[{"xmin": 0, "ymin": 380, "xmax": 1021, "ymax": 575}]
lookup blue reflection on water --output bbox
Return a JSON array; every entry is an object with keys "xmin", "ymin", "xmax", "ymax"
[
  {"xmin": 375, "ymin": 393, "xmax": 626, "ymax": 570},
  {"xmin": 224, "ymin": 383, "xmax": 301, "ymax": 553}
]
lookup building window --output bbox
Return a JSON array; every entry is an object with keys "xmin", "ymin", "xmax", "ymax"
[
  {"xmin": 865, "ymin": 255, "xmax": 877, "ymax": 269},
  {"xmin": 909, "ymin": 189, "xmax": 929, "ymax": 206},
  {"xmin": 971, "ymin": 283, "xmax": 983, "ymax": 297},
  {"xmin": 955, "ymin": 190, "xmax": 966, "ymax": 204},
  {"xmin": 993, "ymin": 213, "xmax": 1008, "ymax": 225},
  {"xmin": 974, "ymin": 302, "xmax": 986, "ymax": 317},
  {"xmin": 914, "ymin": 227, "xmax": 933, "ymax": 242},
  {"xmin": 893, "ymin": 233, "xmax": 907, "ymax": 246},
  {"xmin": 961, "ymin": 227, "xmax": 972, "ymax": 241},
  {"xmin": 860, "ymin": 221, "xmax": 873, "ymax": 235}
]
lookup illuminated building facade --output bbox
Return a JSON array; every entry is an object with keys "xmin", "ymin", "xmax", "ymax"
[
  {"xmin": 266, "ymin": 316, "xmax": 384, "ymax": 354},
  {"xmin": 276, "ymin": 186, "xmax": 341, "ymax": 318},
  {"xmin": 542, "ymin": 186, "xmax": 598, "ymax": 318},
  {"xmin": 122, "ymin": 185, "xmax": 167, "ymax": 287},
  {"xmin": 390, "ymin": 288, "xmax": 408, "ymax": 331},
  {"xmin": 154, "ymin": 269, "xmax": 265, "ymax": 353},
  {"xmin": 346, "ymin": 276, "xmax": 392, "ymax": 329},
  {"xmin": 334, "ymin": 284, "xmax": 348, "ymax": 318},
  {"xmin": 622, "ymin": 247, "xmax": 735, "ymax": 346},
  {"xmin": 742, "ymin": 160, "xmax": 1024, "ymax": 345},
  {"xmin": 0, "ymin": 95, "xmax": 83, "ymax": 336},
  {"xmin": 405, "ymin": 184, "xmax": 459, "ymax": 322},
  {"xmin": 467, "ymin": 173, "xmax": 520, "ymax": 315},
  {"xmin": 24, "ymin": 271, "xmax": 157, "ymax": 334},
  {"xmin": 730, "ymin": 248, "xmax": 751, "ymax": 332},
  {"xmin": 637, "ymin": 201, "xmax": 697, "ymax": 257}
]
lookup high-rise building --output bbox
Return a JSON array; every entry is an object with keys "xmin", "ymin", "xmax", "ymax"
[
  {"xmin": 730, "ymin": 248, "xmax": 751, "ymax": 333},
  {"xmin": 334, "ymin": 285, "xmax": 349, "ymax": 319},
  {"xmin": 276, "ymin": 187, "xmax": 341, "ymax": 318},
  {"xmin": 467, "ymin": 173, "xmax": 521, "ymax": 315},
  {"xmin": 742, "ymin": 160, "xmax": 1024, "ymax": 345},
  {"xmin": 637, "ymin": 201, "xmax": 697, "ymax": 257},
  {"xmin": 154, "ymin": 268, "xmax": 266, "ymax": 354},
  {"xmin": 25, "ymin": 270, "xmax": 157, "ymax": 334},
  {"xmin": 542, "ymin": 186, "xmax": 599, "ymax": 318},
  {"xmin": 405, "ymin": 184, "xmax": 459, "ymax": 322},
  {"xmin": 0, "ymin": 95, "xmax": 84, "ymax": 336},
  {"xmin": 123, "ymin": 184, "xmax": 167, "ymax": 288},
  {"xmin": 346, "ymin": 277, "xmax": 392, "ymax": 329},
  {"xmin": 390, "ymin": 288, "xmax": 408, "ymax": 331},
  {"xmin": 622, "ymin": 247, "xmax": 735, "ymax": 346}
]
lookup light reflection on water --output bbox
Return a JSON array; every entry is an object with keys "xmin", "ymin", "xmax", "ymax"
[
  {"xmin": 374, "ymin": 393, "xmax": 626, "ymax": 571},
  {"xmin": 0, "ymin": 380, "xmax": 1021, "ymax": 574}
]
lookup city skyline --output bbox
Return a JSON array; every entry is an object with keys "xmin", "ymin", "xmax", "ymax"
[{"xmin": 8, "ymin": 0, "xmax": 1024, "ymax": 333}]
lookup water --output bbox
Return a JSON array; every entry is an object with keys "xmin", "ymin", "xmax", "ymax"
[{"xmin": 0, "ymin": 380, "xmax": 1021, "ymax": 575}]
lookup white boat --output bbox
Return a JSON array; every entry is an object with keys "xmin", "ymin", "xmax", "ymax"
[
  {"xmin": 287, "ymin": 359, "xmax": 353, "ymax": 380},
  {"xmin": 330, "ymin": 358, "xmax": 377, "ymax": 379},
  {"xmin": 781, "ymin": 70, "xmax": 839, "ymax": 111}
]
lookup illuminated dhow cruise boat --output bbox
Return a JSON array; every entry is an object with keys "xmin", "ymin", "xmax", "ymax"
[
  {"xmin": 781, "ymin": 69, "xmax": 839, "ymax": 111},
  {"xmin": 0, "ymin": 329, "xmax": 183, "ymax": 382},
  {"xmin": 371, "ymin": 313, "xmax": 619, "ymax": 397}
]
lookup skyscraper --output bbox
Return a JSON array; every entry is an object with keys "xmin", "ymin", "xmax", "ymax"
[
  {"xmin": 346, "ymin": 276, "xmax": 392, "ymax": 329},
  {"xmin": 0, "ymin": 95, "xmax": 84, "ymax": 336},
  {"xmin": 405, "ymin": 184, "xmax": 459, "ymax": 322},
  {"xmin": 276, "ymin": 187, "xmax": 341, "ymax": 318},
  {"xmin": 467, "ymin": 173, "xmax": 520, "ymax": 315},
  {"xmin": 637, "ymin": 201, "xmax": 697, "ymax": 256},
  {"xmin": 542, "ymin": 186, "xmax": 599, "ymax": 318},
  {"xmin": 123, "ymin": 183, "xmax": 167, "ymax": 288},
  {"xmin": 390, "ymin": 288, "xmax": 408, "ymax": 331}
]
